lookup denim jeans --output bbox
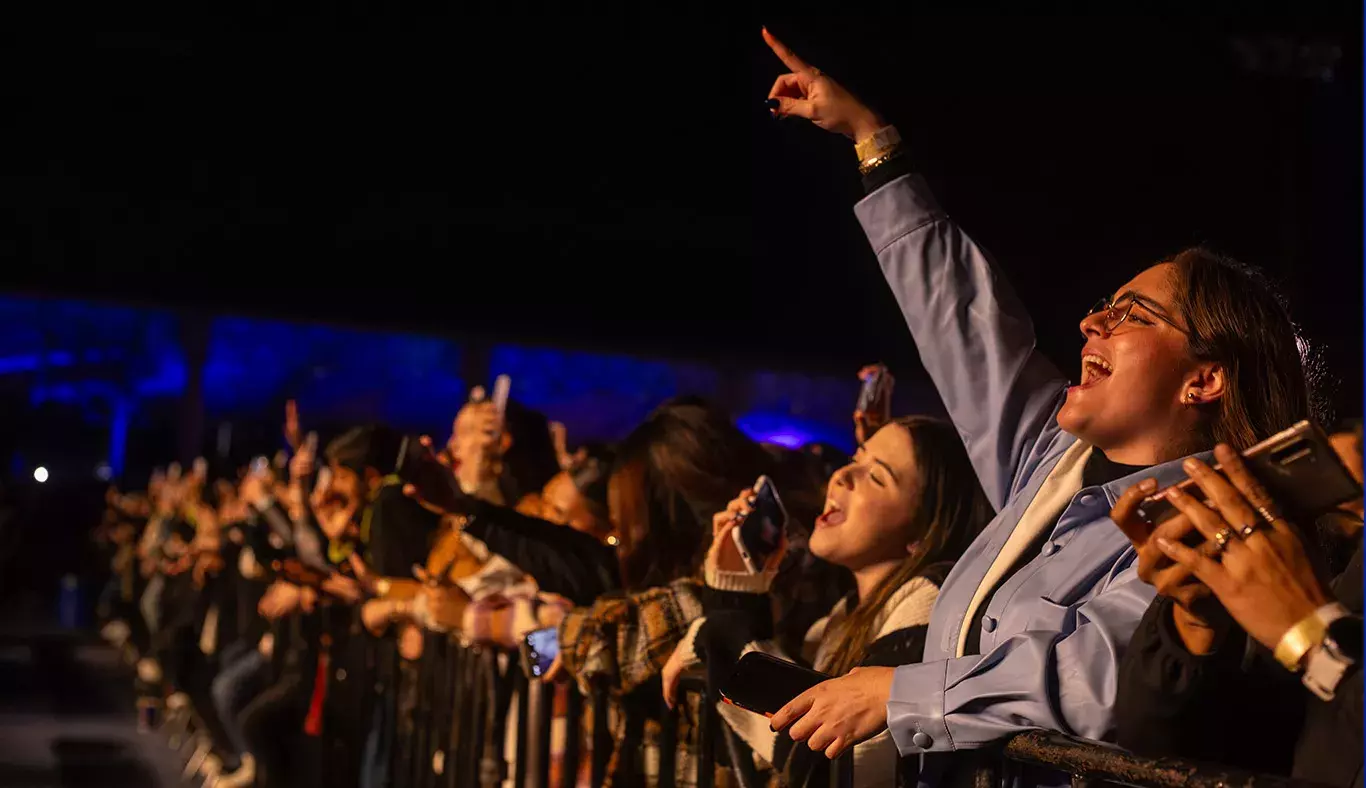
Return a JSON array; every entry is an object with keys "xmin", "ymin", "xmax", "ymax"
[
  {"xmin": 211, "ymin": 644, "xmax": 270, "ymax": 766},
  {"xmin": 360, "ymin": 697, "xmax": 393, "ymax": 788}
]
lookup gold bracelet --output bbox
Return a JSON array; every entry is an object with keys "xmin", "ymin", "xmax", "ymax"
[
  {"xmin": 1275, "ymin": 612, "xmax": 1328, "ymax": 671},
  {"xmin": 859, "ymin": 148, "xmax": 904, "ymax": 176},
  {"xmin": 855, "ymin": 125, "xmax": 902, "ymax": 162}
]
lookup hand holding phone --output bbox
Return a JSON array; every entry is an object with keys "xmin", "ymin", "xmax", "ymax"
[
  {"xmin": 1135, "ymin": 421, "xmax": 1361, "ymax": 527},
  {"xmin": 854, "ymin": 364, "xmax": 894, "ymax": 445},
  {"xmin": 729, "ymin": 476, "xmax": 789, "ymax": 574},
  {"xmin": 490, "ymin": 375, "xmax": 511, "ymax": 437},
  {"xmin": 284, "ymin": 399, "xmax": 302, "ymax": 450},
  {"xmin": 719, "ymin": 652, "xmax": 829, "ymax": 717}
]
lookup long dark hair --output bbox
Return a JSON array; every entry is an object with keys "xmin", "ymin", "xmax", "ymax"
[
  {"xmin": 609, "ymin": 397, "xmax": 773, "ymax": 590},
  {"xmin": 496, "ymin": 400, "xmax": 561, "ymax": 506},
  {"xmin": 1168, "ymin": 247, "xmax": 1316, "ymax": 451},
  {"xmin": 823, "ymin": 416, "xmax": 993, "ymax": 677},
  {"xmin": 567, "ymin": 442, "xmax": 615, "ymax": 523}
]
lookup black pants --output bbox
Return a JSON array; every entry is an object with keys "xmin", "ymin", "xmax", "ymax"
[{"xmin": 240, "ymin": 667, "xmax": 314, "ymax": 788}]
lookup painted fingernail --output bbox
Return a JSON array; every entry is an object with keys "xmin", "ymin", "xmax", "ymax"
[
  {"xmin": 1182, "ymin": 458, "xmax": 1199, "ymax": 473},
  {"xmin": 1139, "ymin": 479, "xmax": 1157, "ymax": 493},
  {"xmin": 764, "ymin": 98, "xmax": 779, "ymax": 110},
  {"xmin": 1168, "ymin": 487, "xmax": 1184, "ymax": 499}
]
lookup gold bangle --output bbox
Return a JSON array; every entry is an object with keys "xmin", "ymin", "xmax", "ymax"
[
  {"xmin": 859, "ymin": 149, "xmax": 903, "ymax": 176},
  {"xmin": 1275, "ymin": 613, "xmax": 1328, "ymax": 671},
  {"xmin": 854, "ymin": 125, "xmax": 902, "ymax": 162}
]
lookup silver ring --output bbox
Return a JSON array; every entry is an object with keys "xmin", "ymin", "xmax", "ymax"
[
  {"xmin": 1255, "ymin": 504, "xmax": 1279, "ymax": 524},
  {"xmin": 1239, "ymin": 523, "xmax": 1257, "ymax": 539},
  {"xmin": 1213, "ymin": 526, "xmax": 1236, "ymax": 552}
]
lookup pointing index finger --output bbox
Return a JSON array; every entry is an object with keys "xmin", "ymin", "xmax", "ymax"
[{"xmin": 762, "ymin": 27, "xmax": 814, "ymax": 74}]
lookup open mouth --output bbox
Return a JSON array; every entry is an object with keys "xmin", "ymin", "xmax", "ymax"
[
  {"xmin": 816, "ymin": 499, "xmax": 846, "ymax": 528},
  {"xmin": 1076, "ymin": 353, "xmax": 1113, "ymax": 390}
]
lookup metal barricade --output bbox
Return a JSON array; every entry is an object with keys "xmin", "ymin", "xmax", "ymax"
[
  {"xmin": 382, "ymin": 637, "xmax": 602, "ymax": 788},
  {"xmin": 667, "ymin": 673, "xmax": 1329, "ymax": 788}
]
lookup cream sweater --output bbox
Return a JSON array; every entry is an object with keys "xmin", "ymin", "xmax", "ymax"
[{"xmin": 671, "ymin": 565, "xmax": 940, "ymax": 788}]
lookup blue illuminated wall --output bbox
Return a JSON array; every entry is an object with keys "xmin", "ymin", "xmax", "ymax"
[
  {"xmin": 203, "ymin": 318, "xmax": 467, "ymax": 432},
  {"xmin": 0, "ymin": 294, "xmax": 882, "ymax": 482}
]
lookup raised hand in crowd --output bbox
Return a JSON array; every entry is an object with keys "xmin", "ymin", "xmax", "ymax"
[
  {"xmin": 853, "ymin": 363, "xmax": 894, "ymax": 446},
  {"xmin": 453, "ymin": 398, "xmax": 507, "ymax": 502},
  {"xmin": 239, "ymin": 463, "xmax": 273, "ymax": 509},
  {"xmin": 707, "ymin": 486, "xmax": 788, "ymax": 575},
  {"xmin": 283, "ymin": 398, "xmax": 302, "ymax": 450},
  {"xmin": 762, "ymin": 28, "xmax": 886, "ymax": 141}
]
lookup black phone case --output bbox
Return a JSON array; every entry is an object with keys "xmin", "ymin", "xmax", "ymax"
[
  {"xmin": 1136, "ymin": 420, "xmax": 1362, "ymax": 526},
  {"xmin": 719, "ymin": 652, "xmax": 830, "ymax": 716},
  {"xmin": 738, "ymin": 488, "xmax": 784, "ymax": 568}
]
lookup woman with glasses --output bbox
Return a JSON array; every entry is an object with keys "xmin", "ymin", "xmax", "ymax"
[{"xmin": 755, "ymin": 28, "xmax": 1314, "ymax": 788}]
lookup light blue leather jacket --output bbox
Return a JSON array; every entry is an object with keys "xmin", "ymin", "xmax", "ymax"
[{"xmin": 855, "ymin": 173, "xmax": 1203, "ymax": 784}]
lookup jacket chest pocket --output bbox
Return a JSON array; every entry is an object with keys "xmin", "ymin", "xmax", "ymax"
[
  {"xmin": 1024, "ymin": 597, "xmax": 1075, "ymax": 636},
  {"xmin": 1025, "ymin": 530, "xmax": 1129, "ymax": 633}
]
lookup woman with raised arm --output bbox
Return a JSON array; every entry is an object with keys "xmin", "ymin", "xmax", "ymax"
[{"xmin": 756, "ymin": 27, "xmax": 1313, "ymax": 787}]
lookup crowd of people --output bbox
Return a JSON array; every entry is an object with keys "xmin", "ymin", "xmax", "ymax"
[{"xmin": 88, "ymin": 29, "xmax": 1361, "ymax": 788}]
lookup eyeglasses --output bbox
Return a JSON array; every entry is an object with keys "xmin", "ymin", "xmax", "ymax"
[{"xmin": 1087, "ymin": 296, "xmax": 1188, "ymax": 336}]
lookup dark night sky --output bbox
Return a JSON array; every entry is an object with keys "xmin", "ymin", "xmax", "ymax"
[{"xmin": 0, "ymin": 6, "xmax": 1360, "ymax": 414}]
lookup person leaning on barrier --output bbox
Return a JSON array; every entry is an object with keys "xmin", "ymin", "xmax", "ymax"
[
  {"xmin": 541, "ymin": 397, "xmax": 802, "ymax": 787},
  {"xmin": 661, "ymin": 415, "xmax": 991, "ymax": 788},
  {"xmin": 1113, "ymin": 424, "xmax": 1364, "ymax": 788},
  {"xmin": 755, "ymin": 26, "xmax": 1316, "ymax": 788}
]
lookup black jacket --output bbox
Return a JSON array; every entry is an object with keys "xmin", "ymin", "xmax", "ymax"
[
  {"xmin": 1116, "ymin": 540, "xmax": 1363, "ymax": 788},
  {"xmin": 461, "ymin": 500, "xmax": 620, "ymax": 605}
]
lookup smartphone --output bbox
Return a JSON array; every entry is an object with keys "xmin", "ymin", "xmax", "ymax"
[
  {"xmin": 522, "ymin": 626, "xmax": 559, "ymax": 678},
  {"xmin": 731, "ymin": 475, "xmax": 788, "ymax": 574},
  {"xmin": 1136, "ymin": 420, "xmax": 1362, "ymax": 527},
  {"xmin": 314, "ymin": 466, "xmax": 333, "ymax": 496},
  {"xmin": 491, "ymin": 375, "xmax": 511, "ymax": 434},
  {"xmin": 719, "ymin": 652, "xmax": 830, "ymax": 717},
  {"xmin": 856, "ymin": 365, "xmax": 891, "ymax": 414}
]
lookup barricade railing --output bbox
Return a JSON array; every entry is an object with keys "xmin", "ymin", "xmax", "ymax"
[
  {"xmin": 123, "ymin": 608, "xmax": 1331, "ymax": 788},
  {"xmin": 668, "ymin": 673, "xmax": 1327, "ymax": 788}
]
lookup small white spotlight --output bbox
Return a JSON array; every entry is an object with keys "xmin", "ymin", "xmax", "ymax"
[
  {"xmin": 33, "ymin": 467, "xmax": 49, "ymax": 483},
  {"xmin": 95, "ymin": 464, "xmax": 113, "ymax": 482}
]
